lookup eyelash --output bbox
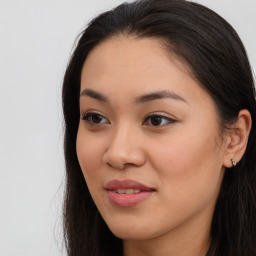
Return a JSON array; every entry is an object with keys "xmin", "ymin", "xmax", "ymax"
[
  {"xmin": 81, "ymin": 112, "xmax": 176, "ymax": 127},
  {"xmin": 143, "ymin": 113, "xmax": 176, "ymax": 126},
  {"xmin": 82, "ymin": 112, "xmax": 109, "ymax": 125}
]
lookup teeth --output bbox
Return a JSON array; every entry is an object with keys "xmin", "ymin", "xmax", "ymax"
[
  {"xmin": 117, "ymin": 189, "xmax": 125, "ymax": 194},
  {"xmin": 115, "ymin": 189, "xmax": 141, "ymax": 194}
]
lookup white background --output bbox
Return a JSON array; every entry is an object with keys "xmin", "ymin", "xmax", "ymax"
[{"xmin": 0, "ymin": 0, "xmax": 255, "ymax": 255}]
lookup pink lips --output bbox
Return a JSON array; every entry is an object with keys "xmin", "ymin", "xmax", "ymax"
[{"xmin": 105, "ymin": 179, "xmax": 155, "ymax": 207}]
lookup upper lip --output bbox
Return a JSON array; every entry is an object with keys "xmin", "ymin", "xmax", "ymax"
[{"xmin": 105, "ymin": 179, "xmax": 155, "ymax": 191}]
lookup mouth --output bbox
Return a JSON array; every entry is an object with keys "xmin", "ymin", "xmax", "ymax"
[
  {"xmin": 105, "ymin": 179, "xmax": 156, "ymax": 207},
  {"xmin": 113, "ymin": 188, "xmax": 142, "ymax": 194}
]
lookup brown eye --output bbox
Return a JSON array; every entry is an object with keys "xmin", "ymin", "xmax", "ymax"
[
  {"xmin": 91, "ymin": 114, "xmax": 103, "ymax": 123},
  {"xmin": 150, "ymin": 116, "xmax": 162, "ymax": 126},
  {"xmin": 144, "ymin": 114, "xmax": 176, "ymax": 126},
  {"xmin": 82, "ymin": 112, "xmax": 109, "ymax": 124}
]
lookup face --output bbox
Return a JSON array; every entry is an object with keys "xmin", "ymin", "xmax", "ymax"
[{"xmin": 76, "ymin": 36, "xmax": 227, "ymax": 242}]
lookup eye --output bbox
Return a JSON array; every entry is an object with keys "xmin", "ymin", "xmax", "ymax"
[
  {"xmin": 82, "ymin": 112, "xmax": 110, "ymax": 125},
  {"xmin": 143, "ymin": 114, "xmax": 176, "ymax": 126}
]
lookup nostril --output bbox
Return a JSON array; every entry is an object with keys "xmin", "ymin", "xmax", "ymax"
[
  {"xmin": 102, "ymin": 140, "xmax": 146, "ymax": 169},
  {"xmin": 105, "ymin": 161, "xmax": 125, "ymax": 170}
]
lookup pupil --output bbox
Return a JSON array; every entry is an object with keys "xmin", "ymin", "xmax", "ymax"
[
  {"xmin": 151, "ymin": 116, "xmax": 162, "ymax": 126},
  {"xmin": 92, "ymin": 114, "xmax": 102, "ymax": 123}
]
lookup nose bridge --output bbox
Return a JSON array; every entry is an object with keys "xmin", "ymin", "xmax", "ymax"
[
  {"xmin": 103, "ymin": 121, "xmax": 145, "ymax": 169},
  {"xmin": 111, "ymin": 122, "xmax": 130, "ymax": 145}
]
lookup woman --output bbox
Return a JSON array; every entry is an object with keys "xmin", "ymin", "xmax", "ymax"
[{"xmin": 62, "ymin": 0, "xmax": 256, "ymax": 255}]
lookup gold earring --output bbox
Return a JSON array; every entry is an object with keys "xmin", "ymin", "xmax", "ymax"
[{"xmin": 231, "ymin": 159, "xmax": 237, "ymax": 167}]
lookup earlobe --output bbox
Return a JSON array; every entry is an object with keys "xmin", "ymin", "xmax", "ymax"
[{"xmin": 223, "ymin": 109, "xmax": 252, "ymax": 168}]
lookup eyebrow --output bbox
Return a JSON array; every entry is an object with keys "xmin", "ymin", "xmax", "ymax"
[
  {"xmin": 80, "ymin": 89, "xmax": 109, "ymax": 102},
  {"xmin": 135, "ymin": 90, "xmax": 187, "ymax": 104},
  {"xmin": 80, "ymin": 88, "xmax": 187, "ymax": 104}
]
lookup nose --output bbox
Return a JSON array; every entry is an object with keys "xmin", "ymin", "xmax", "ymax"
[{"xmin": 102, "ymin": 125, "xmax": 146, "ymax": 170}]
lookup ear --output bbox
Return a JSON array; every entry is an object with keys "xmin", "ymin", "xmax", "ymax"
[{"xmin": 223, "ymin": 109, "xmax": 252, "ymax": 168}]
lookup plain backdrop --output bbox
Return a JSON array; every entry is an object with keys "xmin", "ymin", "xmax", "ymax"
[{"xmin": 0, "ymin": 0, "xmax": 255, "ymax": 255}]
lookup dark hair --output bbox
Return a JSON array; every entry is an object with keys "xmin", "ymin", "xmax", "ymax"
[{"xmin": 62, "ymin": 0, "xmax": 256, "ymax": 255}]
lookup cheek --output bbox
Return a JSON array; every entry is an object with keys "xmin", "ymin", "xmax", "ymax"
[
  {"xmin": 76, "ymin": 126, "xmax": 109, "ymax": 210},
  {"xmin": 150, "ymin": 130, "xmax": 217, "ymax": 172},
  {"xmin": 149, "ymin": 129, "xmax": 224, "ymax": 209},
  {"xmin": 76, "ymin": 126, "xmax": 105, "ymax": 180}
]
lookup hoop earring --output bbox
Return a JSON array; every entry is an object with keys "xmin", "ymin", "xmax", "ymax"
[{"xmin": 231, "ymin": 159, "xmax": 237, "ymax": 167}]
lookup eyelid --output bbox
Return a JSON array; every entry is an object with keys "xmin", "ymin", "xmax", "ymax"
[
  {"xmin": 81, "ymin": 111, "xmax": 110, "ymax": 125},
  {"xmin": 80, "ymin": 110, "xmax": 176, "ymax": 126},
  {"xmin": 143, "ymin": 112, "xmax": 177, "ymax": 126}
]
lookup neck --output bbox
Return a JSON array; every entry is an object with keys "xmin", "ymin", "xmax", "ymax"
[{"xmin": 123, "ymin": 210, "xmax": 212, "ymax": 256}]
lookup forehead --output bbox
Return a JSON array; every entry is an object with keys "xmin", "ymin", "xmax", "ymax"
[
  {"xmin": 82, "ymin": 36, "xmax": 174, "ymax": 80},
  {"xmin": 80, "ymin": 36, "xmax": 222, "ymax": 136},
  {"xmin": 81, "ymin": 36, "xmax": 209, "ymax": 105}
]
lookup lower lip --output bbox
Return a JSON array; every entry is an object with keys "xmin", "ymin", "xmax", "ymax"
[{"xmin": 107, "ymin": 190, "xmax": 154, "ymax": 207}]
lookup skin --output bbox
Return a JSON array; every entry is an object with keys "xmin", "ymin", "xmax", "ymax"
[{"xmin": 76, "ymin": 36, "xmax": 251, "ymax": 256}]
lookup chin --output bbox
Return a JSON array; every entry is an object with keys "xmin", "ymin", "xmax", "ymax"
[
  {"xmin": 106, "ymin": 222, "xmax": 157, "ymax": 241},
  {"xmin": 112, "ymin": 230, "xmax": 151, "ymax": 240}
]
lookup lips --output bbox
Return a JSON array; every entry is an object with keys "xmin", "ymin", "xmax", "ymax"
[{"xmin": 105, "ymin": 179, "xmax": 155, "ymax": 207}]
